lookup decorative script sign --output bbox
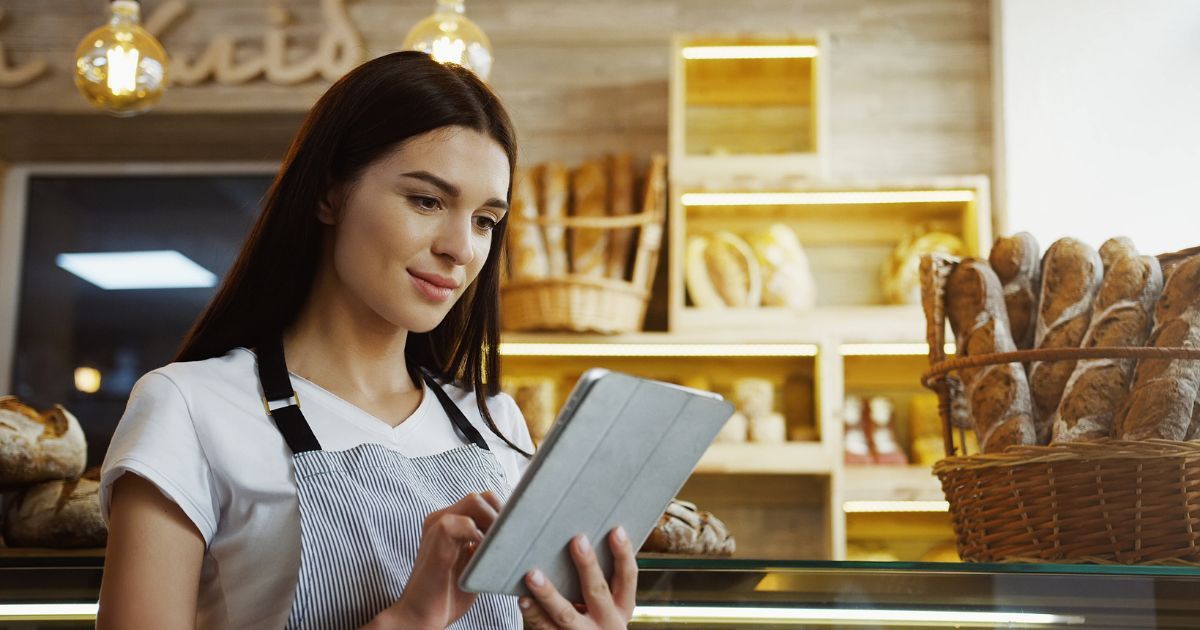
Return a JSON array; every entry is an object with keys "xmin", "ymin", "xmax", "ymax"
[{"xmin": 0, "ymin": 0, "xmax": 367, "ymax": 89}]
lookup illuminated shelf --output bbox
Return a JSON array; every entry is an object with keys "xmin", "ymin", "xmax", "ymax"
[
  {"xmin": 694, "ymin": 442, "xmax": 833, "ymax": 474},
  {"xmin": 672, "ymin": 305, "xmax": 932, "ymax": 345},
  {"xmin": 843, "ymin": 465, "xmax": 944, "ymax": 505}
]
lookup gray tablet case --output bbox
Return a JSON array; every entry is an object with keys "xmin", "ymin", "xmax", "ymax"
[{"xmin": 459, "ymin": 368, "xmax": 735, "ymax": 604}]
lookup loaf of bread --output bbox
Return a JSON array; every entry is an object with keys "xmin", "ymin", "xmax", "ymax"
[
  {"xmin": 1114, "ymin": 254, "xmax": 1200, "ymax": 441},
  {"xmin": 988, "ymin": 232, "xmax": 1041, "ymax": 350},
  {"xmin": 539, "ymin": 162, "xmax": 570, "ymax": 277},
  {"xmin": 1029, "ymin": 238, "xmax": 1103, "ymax": 442},
  {"xmin": 569, "ymin": 160, "xmax": 608, "ymax": 277},
  {"xmin": 605, "ymin": 154, "xmax": 635, "ymax": 280},
  {"xmin": 1051, "ymin": 252, "xmax": 1163, "ymax": 442},
  {"xmin": 0, "ymin": 396, "xmax": 86, "ymax": 486},
  {"xmin": 946, "ymin": 259, "xmax": 1037, "ymax": 452},
  {"xmin": 640, "ymin": 499, "xmax": 734, "ymax": 556},
  {"xmin": 3, "ymin": 468, "xmax": 106, "ymax": 548},
  {"xmin": 505, "ymin": 168, "xmax": 549, "ymax": 281}
]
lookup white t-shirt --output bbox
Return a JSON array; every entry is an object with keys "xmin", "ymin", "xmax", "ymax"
[{"xmin": 98, "ymin": 346, "xmax": 534, "ymax": 629}]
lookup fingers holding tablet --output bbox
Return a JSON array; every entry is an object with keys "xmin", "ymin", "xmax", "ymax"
[{"xmin": 520, "ymin": 528, "xmax": 637, "ymax": 629}]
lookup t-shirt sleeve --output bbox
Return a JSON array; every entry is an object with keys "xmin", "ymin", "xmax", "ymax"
[{"xmin": 99, "ymin": 370, "xmax": 219, "ymax": 545}]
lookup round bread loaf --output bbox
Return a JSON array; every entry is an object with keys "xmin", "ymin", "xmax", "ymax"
[
  {"xmin": 0, "ymin": 396, "xmax": 86, "ymax": 485},
  {"xmin": 3, "ymin": 468, "xmax": 106, "ymax": 548}
]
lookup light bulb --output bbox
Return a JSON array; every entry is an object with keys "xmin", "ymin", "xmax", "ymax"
[
  {"xmin": 75, "ymin": 367, "xmax": 102, "ymax": 394},
  {"xmin": 403, "ymin": 0, "xmax": 493, "ymax": 81},
  {"xmin": 74, "ymin": 0, "xmax": 168, "ymax": 117}
]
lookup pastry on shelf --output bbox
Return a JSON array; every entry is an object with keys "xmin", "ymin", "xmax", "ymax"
[
  {"xmin": 502, "ymin": 378, "xmax": 557, "ymax": 445},
  {"xmin": 746, "ymin": 223, "xmax": 817, "ymax": 310},
  {"xmin": 640, "ymin": 499, "xmax": 735, "ymax": 556},
  {"xmin": 3, "ymin": 467, "xmax": 106, "ymax": 548},
  {"xmin": 883, "ymin": 227, "xmax": 964, "ymax": 305},
  {"xmin": 685, "ymin": 232, "xmax": 762, "ymax": 308},
  {"xmin": 868, "ymin": 396, "xmax": 908, "ymax": 465},
  {"xmin": 732, "ymin": 378, "xmax": 785, "ymax": 444},
  {"xmin": 1, "ymin": 395, "xmax": 87, "ymax": 486},
  {"xmin": 842, "ymin": 396, "xmax": 873, "ymax": 465}
]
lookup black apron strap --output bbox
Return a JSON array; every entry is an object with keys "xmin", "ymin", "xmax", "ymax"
[
  {"xmin": 256, "ymin": 334, "xmax": 323, "ymax": 454},
  {"xmin": 420, "ymin": 370, "xmax": 492, "ymax": 452}
]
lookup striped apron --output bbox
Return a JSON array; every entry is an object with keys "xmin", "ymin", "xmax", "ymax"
[{"xmin": 254, "ymin": 334, "xmax": 521, "ymax": 630}]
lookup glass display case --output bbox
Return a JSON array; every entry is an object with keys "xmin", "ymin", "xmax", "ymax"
[{"xmin": 4, "ymin": 554, "xmax": 1200, "ymax": 628}]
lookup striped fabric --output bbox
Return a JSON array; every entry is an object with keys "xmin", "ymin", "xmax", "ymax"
[{"xmin": 284, "ymin": 441, "xmax": 521, "ymax": 630}]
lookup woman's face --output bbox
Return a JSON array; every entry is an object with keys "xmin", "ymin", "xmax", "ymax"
[{"xmin": 320, "ymin": 125, "xmax": 510, "ymax": 334}]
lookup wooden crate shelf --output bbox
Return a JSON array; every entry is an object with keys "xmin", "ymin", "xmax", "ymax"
[
  {"xmin": 667, "ymin": 176, "xmax": 991, "ymax": 333},
  {"xmin": 671, "ymin": 33, "xmax": 830, "ymax": 184}
]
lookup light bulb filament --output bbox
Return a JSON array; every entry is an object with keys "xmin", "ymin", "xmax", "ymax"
[
  {"xmin": 105, "ymin": 45, "xmax": 139, "ymax": 95},
  {"xmin": 430, "ymin": 36, "xmax": 467, "ymax": 64}
]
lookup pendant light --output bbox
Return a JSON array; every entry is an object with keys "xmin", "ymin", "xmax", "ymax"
[
  {"xmin": 402, "ymin": 0, "xmax": 493, "ymax": 81},
  {"xmin": 74, "ymin": 0, "xmax": 168, "ymax": 117}
]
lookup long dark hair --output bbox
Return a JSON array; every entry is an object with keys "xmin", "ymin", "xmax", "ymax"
[{"xmin": 173, "ymin": 51, "xmax": 529, "ymax": 457}]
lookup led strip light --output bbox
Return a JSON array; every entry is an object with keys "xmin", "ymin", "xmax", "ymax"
[
  {"xmin": 839, "ymin": 343, "xmax": 958, "ymax": 356},
  {"xmin": 498, "ymin": 342, "xmax": 818, "ymax": 358},
  {"xmin": 0, "ymin": 603, "xmax": 1084, "ymax": 626},
  {"xmin": 680, "ymin": 190, "xmax": 976, "ymax": 207},
  {"xmin": 632, "ymin": 605, "xmax": 1085, "ymax": 626},
  {"xmin": 0, "ymin": 603, "xmax": 99, "ymax": 621},
  {"xmin": 682, "ymin": 45, "xmax": 819, "ymax": 60}
]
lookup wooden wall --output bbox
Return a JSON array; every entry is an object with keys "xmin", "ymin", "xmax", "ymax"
[{"xmin": 0, "ymin": 0, "xmax": 992, "ymax": 178}]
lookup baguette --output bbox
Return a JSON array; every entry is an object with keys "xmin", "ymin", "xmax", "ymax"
[
  {"xmin": 988, "ymin": 232, "xmax": 1041, "ymax": 350},
  {"xmin": 1051, "ymin": 252, "xmax": 1163, "ymax": 442},
  {"xmin": 505, "ymin": 168, "xmax": 549, "ymax": 281},
  {"xmin": 1029, "ymin": 238, "xmax": 1103, "ymax": 442},
  {"xmin": 946, "ymin": 259, "xmax": 1037, "ymax": 453},
  {"xmin": 1099, "ymin": 236, "xmax": 1138, "ymax": 272},
  {"xmin": 539, "ymin": 162, "xmax": 570, "ymax": 277},
  {"xmin": 569, "ymin": 160, "xmax": 608, "ymax": 277},
  {"xmin": 605, "ymin": 154, "xmax": 635, "ymax": 280},
  {"xmin": 1114, "ymin": 254, "xmax": 1200, "ymax": 440}
]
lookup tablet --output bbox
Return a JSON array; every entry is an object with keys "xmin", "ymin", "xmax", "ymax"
[{"xmin": 460, "ymin": 368, "xmax": 735, "ymax": 604}]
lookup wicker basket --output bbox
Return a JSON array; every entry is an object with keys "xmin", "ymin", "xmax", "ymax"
[
  {"xmin": 501, "ymin": 156, "xmax": 667, "ymax": 334},
  {"xmin": 920, "ymin": 246, "xmax": 1200, "ymax": 565}
]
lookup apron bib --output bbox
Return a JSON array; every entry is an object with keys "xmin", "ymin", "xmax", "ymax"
[{"xmin": 254, "ymin": 334, "xmax": 521, "ymax": 629}]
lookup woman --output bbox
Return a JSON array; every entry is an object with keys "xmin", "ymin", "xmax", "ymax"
[{"xmin": 96, "ymin": 51, "xmax": 637, "ymax": 629}]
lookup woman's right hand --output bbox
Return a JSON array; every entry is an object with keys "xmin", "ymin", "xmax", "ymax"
[{"xmin": 370, "ymin": 491, "xmax": 504, "ymax": 630}]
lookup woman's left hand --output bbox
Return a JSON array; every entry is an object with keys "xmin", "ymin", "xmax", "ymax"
[{"xmin": 519, "ymin": 527, "xmax": 637, "ymax": 629}]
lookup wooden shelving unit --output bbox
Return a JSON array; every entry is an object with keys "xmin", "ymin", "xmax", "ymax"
[{"xmin": 497, "ymin": 34, "xmax": 984, "ymax": 562}]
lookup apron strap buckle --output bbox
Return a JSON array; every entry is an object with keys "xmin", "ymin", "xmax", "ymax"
[{"xmin": 263, "ymin": 391, "xmax": 302, "ymax": 416}]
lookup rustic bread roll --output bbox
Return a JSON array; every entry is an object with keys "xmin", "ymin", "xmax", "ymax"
[
  {"xmin": 539, "ymin": 162, "xmax": 570, "ymax": 278},
  {"xmin": 1051, "ymin": 253, "xmax": 1163, "ymax": 442},
  {"xmin": 605, "ymin": 154, "xmax": 635, "ymax": 280},
  {"xmin": 3, "ymin": 468, "xmax": 106, "ymax": 548},
  {"xmin": 569, "ymin": 160, "xmax": 609, "ymax": 277},
  {"xmin": 1188, "ymin": 404, "xmax": 1200, "ymax": 441},
  {"xmin": 0, "ymin": 396, "xmax": 86, "ymax": 486},
  {"xmin": 1115, "ymin": 254, "xmax": 1200, "ymax": 440},
  {"xmin": 988, "ymin": 232, "xmax": 1041, "ymax": 350},
  {"xmin": 1029, "ymin": 238, "xmax": 1103, "ymax": 442},
  {"xmin": 946, "ymin": 259, "xmax": 1037, "ymax": 452},
  {"xmin": 640, "ymin": 499, "xmax": 734, "ymax": 556},
  {"xmin": 641, "ymin": 499, "xmax": 700, "ymax": 553},
  {"xmin": 506, "ymin": 168, "xmax": 549, "ymax": 281}
]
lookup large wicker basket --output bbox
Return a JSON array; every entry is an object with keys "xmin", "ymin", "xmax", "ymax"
[
  {"xmin": 920, "ymin": 246, "xmax": 1200, "ymax": 565},
  {"xmin": 501, "ymin": 156, "xmax": 667, "ymax": 334}
]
